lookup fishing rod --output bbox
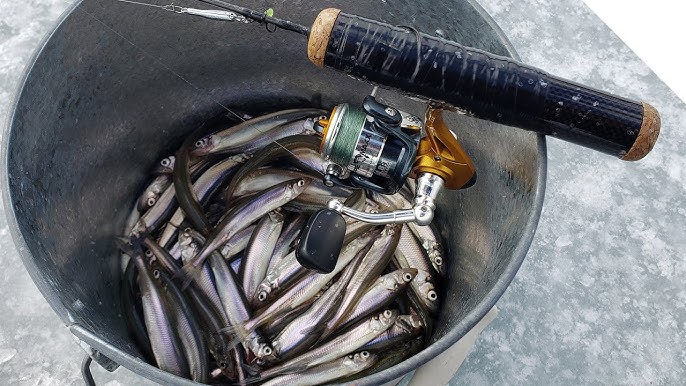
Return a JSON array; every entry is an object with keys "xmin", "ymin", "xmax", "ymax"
[
  {"xmin": 115, "ymin": 0, "xmax": 662, "ymax": 272},
  {"xmin": 191, "ymin": 0, "xmax": 660, "ymax": 162}
]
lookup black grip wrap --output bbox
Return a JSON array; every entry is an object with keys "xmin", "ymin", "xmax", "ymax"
[{"xmin": 323, "ymin": 12, "xmax": 646, "ymax": 157}]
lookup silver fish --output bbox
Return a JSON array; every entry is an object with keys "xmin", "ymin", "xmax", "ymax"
[
  {"xmin": 240, "ymin": 210, "xmax": 284, "ymax": 304},
  {"xmin": 220, "ymin": 224, "xmax": 256, "ymax": 260},
  {"xmin": 343, "ymin": 221, "xmax": 378, "ymax": 245},
  {"xmin": 157, "ymin": 271, "xmax": 209, "ymax": 383},
  {"xmin": 323, "ymin": 224, "xmax": 402, "ymax": 337},
  {"xmin": 254, "ymin": 227, "xmax": 378, "ymax": 309},
  {"xmin": 246, "ymin": 230, "xmax": 377, "ymax": 334},
  {"xmin": 192, "ymin": 109, "xmax": 325, "ymax": 156},
  {"xmin": 180, "ymin": 178, "xmax": 309, "ymax": 285},
  {"xmin": 261, "ymin": 301, "xmax": 311, "ymax": 338},
  {"xmin": 362, "ymin": 314, "xmax": 424, "ymax": 351},
  {"xmin": 232, "ymin": 168, "xmax": 310, "ymax": 198},
  {"xmin": 286, "ymin": 192, "xmax": 348, "ymax": 213},
  {"xmin": 288, "ymin": 147, "xmax": 336, "ymax": 176},
  {"xmin": 344, "ymin": 189, "xmax": 367, "ymax": 211},
  {"xmin": 260, "ymin": 310, "xmax": 398, "ymax": 379},
  {"xmin": 123, "ymin": 203, "xmax": 141, "ymax": 237},
  {"xmin": 266, "ymin": 213, "xmax": 307, "ymax": 275},
  {"xmin": 357, "ymin": 338, "xmax": 423, "ymax": 379},
  {"xmin": 407, "ymin": 222, "xmax": 446, "ymax": 278},
  {"xmin": 183, "ymin": 282, "xmax": 236, "ymax": 379},
  {"xmin": 132, "ymin": 184, "xmax": 177, "ymax": 237},
  {"xmin": 232, "ymin": 168, "xmax": 349, "ymax": 198},
  {"xmin": 260, "ymin": 351, "xmax": 378, "ymax": 386},
  {"xmin": 271, "ymin": 249, "xmax": 362, "ymax": 360},
  {"xmin": 129, "ymin": 249, "xmax": 188, "ymax": 377},
  {"xmin": 137, "ymin": 175, "xmax": 171, "ymax": 212},
  {"xmin": 370, "ymin": 191, "xmax": 412, "ymax": 211},
  {"xmin": 120, "ymin": 204, "xmax": 141, "ymax": 272},
  {"xmin": 177, "ymin": 231, "xmax": 229, "ymax": 326},
  {"xmin": 336, "ymin": 268, "xmax": 418, "ymax": 332},
  {"xmin": 395, "ymin": 225, "xmax": 440, "ymax": 314},
  {"xmin": 208, "ymin": 252, "xmax": 275, "ymax": 363}
]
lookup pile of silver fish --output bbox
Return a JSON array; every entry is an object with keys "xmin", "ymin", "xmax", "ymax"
[{"xmin": 119, "ymin": 108, "xmax": 446, "ymax": 385}]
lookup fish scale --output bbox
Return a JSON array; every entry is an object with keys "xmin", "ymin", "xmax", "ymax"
[{"xmin": 240, "ymin": 210, "xmax": 284, "ymax": 303}]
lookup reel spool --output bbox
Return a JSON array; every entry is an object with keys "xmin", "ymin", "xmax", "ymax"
[{"xmin": 317, "ymin": 96, "xmax": 422, "ymax": 194}]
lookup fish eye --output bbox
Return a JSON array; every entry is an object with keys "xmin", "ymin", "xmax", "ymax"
[
  {"xmin": 297, "ymin": 179, "xmax": 305, "ymax": 186},
  {"xmin": 152, "ymin": 270, "xmax": 160, "ymax": 279},
  {"xmin": 258, "ymin": 292, "xmax": 267, "ymax": 301},
  {"xmin": 428, "ymin": 290, "xmax": 438, "ymax": 300},
  {"xmin": 160, "ymin": 158, "xmax": 170, "ymax": 167},
  {"xmin": 403, "ymin": 273, "xmax": 413, "ymax": 281},
  {"xmin": 256, "ymin": 358, "xmax": 265, "ymax": 366},
  {"xmin": 219, "ymin": 361, "xmax": 228, "ymax": 369},
  {"xmin": 361, "ymin": 351, "xmax": 369, "ymax": 358},
  {"xmin": 383, "ymin": 310, "xmax": 392, "ymax": 318},
  {"xmin": 435, "ymin": 257, "xmax": 443, "ymax": 266},
  {"xmin": 263, "ymin": 346, "xmax": 273, "ymax": 356},
  {"xmin": 147, "ymin": 197, "xmax": 157, "ymax": 207},
  {"xmin": 145, "ymin": 249, "xmax": 153, "ymax": 257},
  {"xmin": 195, "ymin": 139, "xmax": 207, "ymax": 148}
]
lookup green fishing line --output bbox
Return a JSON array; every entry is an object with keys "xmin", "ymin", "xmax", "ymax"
[{"xmin": 329, "ymin": 106, "xmax": 367, "ymax": 166}]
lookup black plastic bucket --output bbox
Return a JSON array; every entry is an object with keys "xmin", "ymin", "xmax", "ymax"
[{"xmin": 2, "ymin": 0, "xmax": 546, "ymax": 384}]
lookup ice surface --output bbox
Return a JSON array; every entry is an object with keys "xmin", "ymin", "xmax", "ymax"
[
  {"xmin": 0, "ymin": 0, "xmax": 684, "ymax": 385},
  {"xmin": 454, "ymin": 0, "xmax": 686, "ymax": 384}
]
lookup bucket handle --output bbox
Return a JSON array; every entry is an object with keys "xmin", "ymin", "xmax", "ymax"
[{"xmin": 82, "ymin": 355, "xmax": 97, "ymax": 386}]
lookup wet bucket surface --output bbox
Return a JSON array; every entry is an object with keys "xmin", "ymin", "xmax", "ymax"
[{"xmin": 2, "ymin": 0, "xmax": 546, "ymax": 384}]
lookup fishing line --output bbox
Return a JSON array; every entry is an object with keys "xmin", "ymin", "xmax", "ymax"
[
  {"xmin": 61, "ymin": 0, "xmax": 310, "ymax": 161},
  {"xmin": 108, "ymin": 0, "xmax": 183, "ymax": 12}
]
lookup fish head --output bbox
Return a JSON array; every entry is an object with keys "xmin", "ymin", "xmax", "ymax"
[
  {"xmin": 392, "ymin": 268, "xmax": 418, "ymax": 289},
  {"xmin": 285, "ymin": 178, "xmax": 311, "ymax": 199},
  {"xmin": 137, "ymin": 191, "xmax": 158, "ymax": 211},
  {"xmin": 191, "ymin": 135, "xmax": 217, "ymax": 156},
  {"xmin": 302, "ymin": 117, "xmax": 317, "ymax": 134},
  {"xmin": 253, "ymin": 343, "xmax": 276, "ymax": 363},
  {"xmin": 253, "ymin": 282, "xmax": 274, "ymax": 307},
  {"xmin": 178, "ymin": 232, "xmax": 198, "ymax": 262},
  {"xmin": 178, "ymin": 231, "xmax": 194, "ymax": 248},
  {"xmin": 216, "ymin": 358, "xmax": 236, "ymax": 380},
  {"xmin": 429, "ymin": 249, "xmax": 446, "ymax": 276},
  {"xmin": 153, "ymin": 155, "xmax": 175, "ymax": 174},
  {"xmin": 414, "ymin": 276, "xmax": 439, "ymax": 314},
  {"xmin": 347, "ymin": 350, "xmax": 378, "ymax": 369},
  {"xmin": 371, "ymin": 309, "xmax": 399, "ymax": 332}
]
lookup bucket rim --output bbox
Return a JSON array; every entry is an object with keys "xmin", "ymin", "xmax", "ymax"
[{"xmin": 1, "ymin": 0, "xmax": 547, "ymax": 384}]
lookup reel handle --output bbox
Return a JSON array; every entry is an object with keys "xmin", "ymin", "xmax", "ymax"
[{"xmin": 308, "ymin": 9, "xmax": 660, "ymax": 160}]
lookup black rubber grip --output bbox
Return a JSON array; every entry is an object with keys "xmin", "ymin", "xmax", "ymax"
[{"xmin": 322, "ymin": 12, "xmax": 648, "ymax": 157}]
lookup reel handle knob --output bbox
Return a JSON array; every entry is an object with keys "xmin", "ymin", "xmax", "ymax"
[{"xmin": 296, "ymin": 209, "xmax": 347, "ymax": 273}]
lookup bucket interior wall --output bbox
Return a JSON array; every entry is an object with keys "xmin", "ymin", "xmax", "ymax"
[{"xmin": 5, "ymin": 0, "xmax": 545, "ymax": 384}]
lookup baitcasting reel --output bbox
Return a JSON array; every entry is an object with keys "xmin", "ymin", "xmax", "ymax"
[{"xmin": 297, "ymin": 96, "xmax": 477, "ymax": 273}]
